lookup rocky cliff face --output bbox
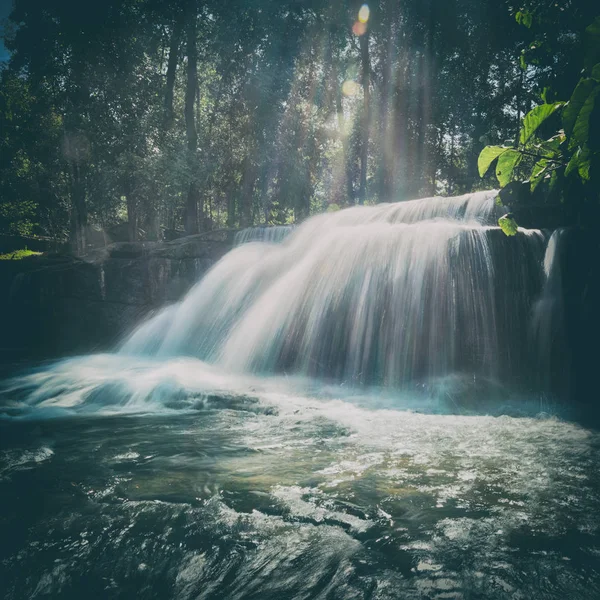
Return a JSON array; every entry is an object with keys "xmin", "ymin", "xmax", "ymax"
[{"xmin": 0, "ymin": 233, "xmax": 232, "ymax": 361}]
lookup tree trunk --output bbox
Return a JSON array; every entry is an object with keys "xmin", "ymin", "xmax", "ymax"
[
  {"xmin": 377, "ymin": 4, "xmax": 394, "ymax": 201},
  {"xmin": 69, "ymin": 163, "xmax": 87, "ymax": 255},
  {"xmin": 145, "ymin": 180, "xmax": 161, "ymax": 240},
  {"xmin": 164, "ymin": 13, "xmax": 183, "ymax": 126},
  {"xmin": 65, "ymin": 131, "xmax": 87, "ymax": 255},
  {"xmin": 226, "ymin": 187, "xmax": 236, "ymax": 228},
  {"xmin": 226, "ymin": 109, "xmax": 236, "ymax": 228},
  {"xmin": 448, "ymin": 128, "xmax": 456, "ymax": 196},
  {"xmin": 185, "ymin": 182, "xmax": 200, "ymax": 234},
  {"xmin": 416, "ymin": 51, "xmax": 433, "ymax": 196},
  {"xmin": 392, "ymin": 62, "xmax": 410, "ymax": 199},
  {"xmin": 516, "ymin": 69, "xmax": 524, "ymax": 144},
  {"xmin": 184, "ymin": 0, "xmax": 199, "ymax": 235},
  {"xmin": 124, "ymin": 174, "xmax": 138, "ymax": 242},
  {"xmin": 331, "ymin": 46, "xmax": 354, "ymax": 205},
  {"xmin": 126, "ymin": 198, "xmax": 138, "ymax": 242},
  {"xmin": 358, "ymin": 31, "xmax": 370, "ymax": 205},
  {"xmin": 240, "ymin": 157, "xmax": 255, "ymax": 227}
]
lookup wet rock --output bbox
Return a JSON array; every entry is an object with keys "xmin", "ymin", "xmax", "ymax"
[{"xmin": 0, "ymin": 236, "xmax": 231, "ymax": 361}]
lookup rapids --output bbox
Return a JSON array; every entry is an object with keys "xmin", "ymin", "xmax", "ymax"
[{"xmin": 1, "ymin": 369, "xmax": 599, "ymax": 599}]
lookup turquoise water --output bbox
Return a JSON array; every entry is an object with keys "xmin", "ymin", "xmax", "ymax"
[{"xmin": 1, "ymin": 356, "xmax": 599, "ymax": 599}]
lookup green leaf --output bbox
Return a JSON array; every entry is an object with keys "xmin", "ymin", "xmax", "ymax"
[
  {"xmin": 498, "ymin": 214, "xmax": 519, "ymax": 236},
  {"xmin": 530, "ymin": 158, "xmax": 549, "ymax": 191},
  {"xmin": 572, "ymin": 86, "xmax": 600, "ymax": 148},
  {"xmin": 585, "ymin": 17, "xmax": 600, "ymax": 71},
  {"xmin": 478, "ymin": 146, "xmax": 508, "ymax": 178},
  {"xmin": 579, "ymin": 158, "xmax": 591, "ymax": 181},
  {"xmin": 593, "ymin": 63, "xmax": 600, "ymax": 81},
  {"xmin": 563, "ymin": 78, "xmax": 597, "ymax": 137},
  {"xmin": 520, "ymin": 102, "xmax": 565, "ymax": 145},
  {"xmin": 516, "ymin": 10, "xmax": 533, "ymax": 28},
  {"xmin": 540, "ymin": 87, "xmax": 558, "ymax": 104},
  {"xmin": 565, "ymin": 153, "xmax": 578, "ymax": 177},
  {"xmin": 495, "ymin": 149, "xmax": 522, "ymax": 187},
  {"xmin": 565, "ymin": 148, "xmax": 590, "ymax": 180},
  {"xmin": 540, "ymin": 133, "xmax": 564, "ymax": 154},
  {"xmin": 519, "ymin": 52, "xmax": 527, "ymax": 71}
]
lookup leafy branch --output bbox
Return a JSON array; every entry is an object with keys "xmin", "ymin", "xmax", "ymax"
[{"xmin": 478, "ymin": 16, "xmax": 600, "ymax": 234}]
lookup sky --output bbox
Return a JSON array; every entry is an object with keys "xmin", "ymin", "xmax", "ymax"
[{"xmin": 0, "ymin": 0, "xmax": 13, "ymax": 63}]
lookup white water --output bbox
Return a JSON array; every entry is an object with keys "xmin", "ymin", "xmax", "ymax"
[
  {"xmin": 531, "ymin": 229, "xmax": 567, "ymax": 393},
  {"xmin": 234, "ymin": 225, "xmax": 294, "ymax": 246},
  {"xmin": 2, "ymin": 366, "xmax": 596, "ymax": 598},
  {"xmin": 121, "ymin": 191, "xmax": 546, "ymax": 388}
]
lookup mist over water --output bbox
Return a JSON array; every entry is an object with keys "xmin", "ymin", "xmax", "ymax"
[{"xmin": 2, "ymin": 192, "xmax": 589, "ymax": 600}]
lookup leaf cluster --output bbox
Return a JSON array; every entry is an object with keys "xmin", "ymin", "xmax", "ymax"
[{"xmin": 478, "ymin": 16, "xmax": 600, "ymax": 233}]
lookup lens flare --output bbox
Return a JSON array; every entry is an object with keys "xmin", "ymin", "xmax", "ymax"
[
  {"xmin": 352, "ymin": 21, "xmax": 367, "ymax": 36},
  {"xmin": 358, "ymin": 4, "xmax": 370, "ymax": 24}
]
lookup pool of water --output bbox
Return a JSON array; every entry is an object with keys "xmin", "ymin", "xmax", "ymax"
[{"xmin": 1, "ymin": 356, "xmax": 599, "ymax": 599}]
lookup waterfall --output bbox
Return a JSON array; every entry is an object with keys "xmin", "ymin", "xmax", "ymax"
[
  {"xmin": 234, "ymin": 225, "xmax": 294, "ymax": 246},
  {"xmin": 121, "ymin": 191, "xmax": 547, "ymax": 388},
  {"xmin": 531, "ymin": 229, "xmax": 567, "ymax": 394}
]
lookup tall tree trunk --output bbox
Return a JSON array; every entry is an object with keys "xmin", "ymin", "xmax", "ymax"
[
  {"xmin": 516, "ymin": 68, "xmax": 524, "ymax": 144},
  {"xmin": 417, "ymin": 51, "xmax": 434, "ymax": 196},
  {"xmin": 377, "ymin": 49, "xmax": 391, "ymax": 200},
  {"xmin": 240, "ymin": 156, "xmax": 255, "ymax": 227},
  {"xmin": 330, "ymin": 40, "xmax": 354, "ymax": 206},
  {"xmin": 65, "ymin": 132, "xmax": 87, "ymax": 255},
  {"xmin": 145, "ymin": 180, "xmax": 160, "ymax": 240},
  {"xmin": 392, "ymin": 62, "xmax": 410, "ymax": 200},
  {"xmin": 358, "ymin": 31, "xmax": 371, "ymax": 205},
  {"xmin": 448, "ymin": 128, "xmax": 456, "ymax": 196},
  {"xmin": 69, "ymin": 163, "xmax": 87, "ymax": 255},
  {"xmin": 226, "ymin": 110, "xmax": 236, "ymax": 228},
  {"xmin": 377, "ymin": 2, "xmax": 395, "ymax": 201},
  {"xmin": 184, "ymin": 0, "xmax": 199, "ymax": 235},
  {"xmin": 125, "ymin": 174, "xmax": 138, "ymax": 242},
  {"xmin": 164, "ymin": 13, "xmax": 183, "ymax": 126},
  {"xmin": 226, "ymin": 181, "xmax": 236, "ymax": 228}
]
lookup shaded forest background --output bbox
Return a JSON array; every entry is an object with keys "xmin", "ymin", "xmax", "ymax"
[{"xmin": 0, "ymin": 0, "xmax": 596, "ymax": 251}]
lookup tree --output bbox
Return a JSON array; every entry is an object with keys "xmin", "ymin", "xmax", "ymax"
[{"xmin": 2, "ymin": 0, "xmax": 590, "ymax": 250}]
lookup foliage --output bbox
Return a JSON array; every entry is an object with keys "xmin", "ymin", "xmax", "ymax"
[
  {"xmin": 0, "ymin": 200, "xmax": 38, "ymax": 236},
  {"xmin": 479, "ymin": 16, "xmax": 600, "ymax": 233},
  {"xmin": 0, "ymin": 0, "xmax": 595, "ymax": 249},
  {"xmin": 0, "ymin": 248, "xmax": 42, "ymax": 260},
  {"xmin": 498, "ymin": 214, "xmax": 519, "ymax": 236}
]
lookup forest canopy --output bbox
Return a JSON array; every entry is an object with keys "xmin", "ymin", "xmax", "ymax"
[{"xmin": 0, "ymin": 0, "xmax": 597, "ymax": 251}]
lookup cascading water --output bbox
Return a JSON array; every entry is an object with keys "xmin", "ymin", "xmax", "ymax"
[
  {"xmin": 121, "ymin": 190, "xmax": 546, "ymax": 389},
  {"xmin": 233, "ymin": 225, "xmax": 294, "ymax": 246},
  {"xmin": 531, "ymin": 229, "xmax": 568, "ymax": 394}
]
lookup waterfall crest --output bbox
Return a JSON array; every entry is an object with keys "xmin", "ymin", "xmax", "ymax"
[
  {"xmin": 121, "ymin": 191, "xmax": 546, "ymax": 387},
  {"xmin": 234, "ymin": 225, "xmax": 294, "ymax": 246}
]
